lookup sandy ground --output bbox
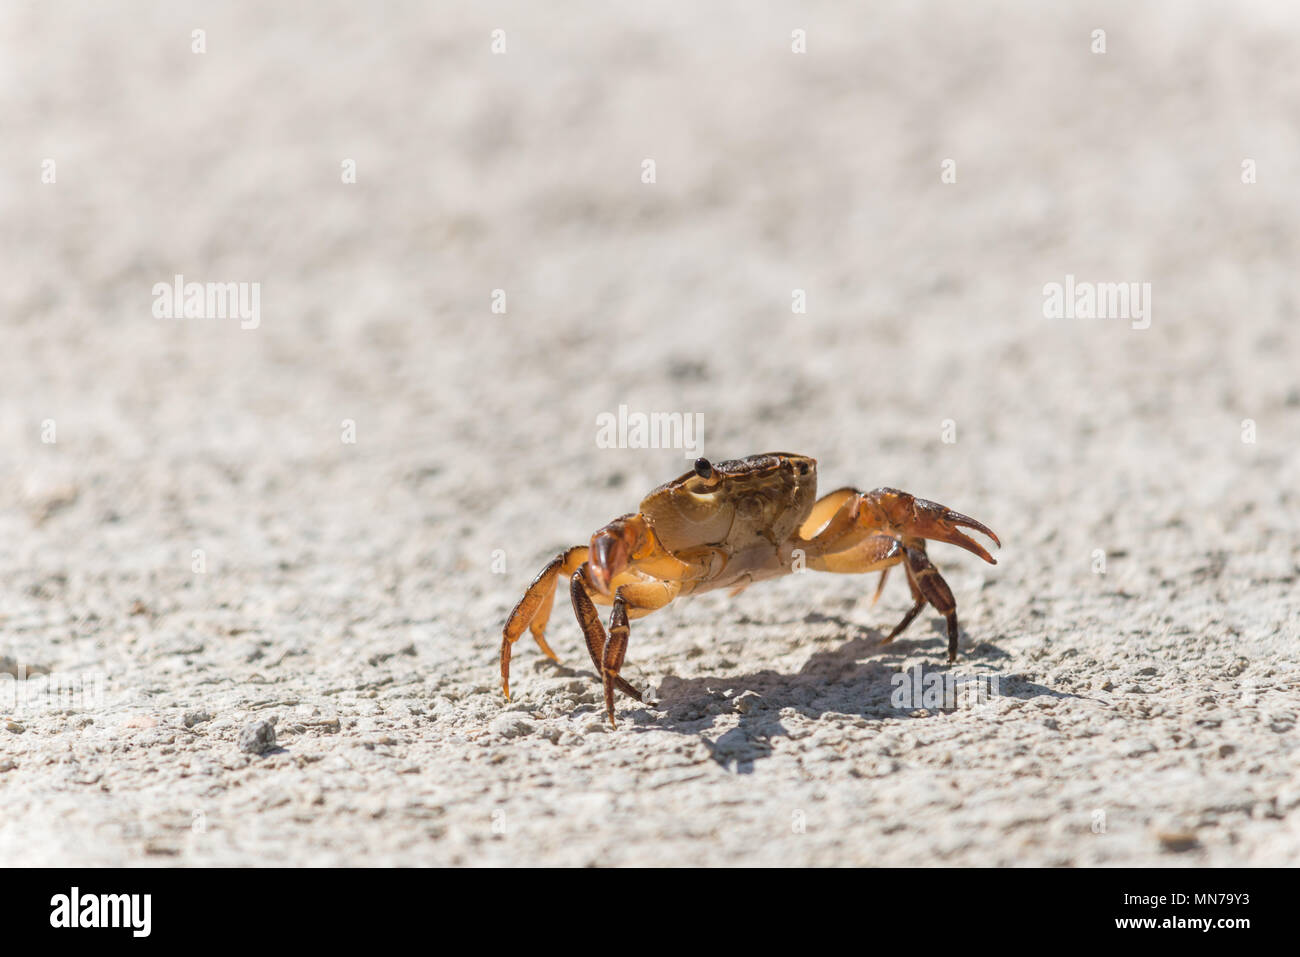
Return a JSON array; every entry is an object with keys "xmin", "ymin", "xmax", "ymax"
[{"xmin": 2, "ymin": 1, "xmax": 1298, "ymax": 867}]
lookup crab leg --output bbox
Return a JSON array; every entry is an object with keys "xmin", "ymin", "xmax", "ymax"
[
  {"xmin": 880, "ymin": 544, "xmax": 966, "ymax": 652},
  {"xmin": 500, "ymin": 545, "xmax": 586, "ymax": 699},
  {"xmin": 870, "ymin": 567, "xmax": 891, "ymax": 606},
  {"xmin": 902, "ymin": 544, "xmax": 963, "ymax": 660},
  {"xmin": 882, "ymin": 560, "xmax": 926, "ymax": 643},
  {"xmin": 603, "ymin": 598, "xmax": 632, "ymax": 724},
  {"xmin": 570, "ymin": 567, "xmax": 680, "ymax": 727},
  {"xmin": 569, "ymin": 569, "xmax": 642, "ymax": 710}
]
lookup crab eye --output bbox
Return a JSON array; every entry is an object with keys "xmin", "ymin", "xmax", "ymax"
[
  {"xmin": 694, "ymin": 457, "xmax": 713, "ymax": 479},
  {"xmin": 798, "ymin": 462, "xmax": 810, "ymax": 476}
]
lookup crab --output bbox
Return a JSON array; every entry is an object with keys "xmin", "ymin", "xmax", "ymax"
[{"xmin": 501, "ymin": 452, "xmax": 1000, "ymax": 726}]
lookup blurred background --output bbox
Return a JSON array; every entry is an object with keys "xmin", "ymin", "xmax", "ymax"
[
  {"xmin": 1, "ymin": 1, "xmax": 1297, "ymax": 865},
  {"xmin": 5, "ymin": 0, "xmax": 1297, "ymax": 636}
]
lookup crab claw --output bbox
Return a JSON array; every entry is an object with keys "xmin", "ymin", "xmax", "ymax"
[
  {"xmin": 908, "ymin": 497, "xmax": 1001, "ymax": 564},
  {"xmin": 587, "ymin": 516, "xmax": 642, "ymax": 595},
  {"xmin": 587, "ymin": 539, "xmax": 623, "ymax": 594},
  {"xmin": 867, "ymin": 488, "xmax": 1000, "ymax": 565}
]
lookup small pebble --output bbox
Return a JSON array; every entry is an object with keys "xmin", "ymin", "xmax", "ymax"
[
  {"xmin": 238, "ymin": 719, "xmax": 277, "ymax": 755},
  {"xmin": 1156, "ymin": 830, "xmax": 1199, "ymax": 853},
  {"xmin": 490, "ymin": 715, "xmax": 534, "ymax": 739}
]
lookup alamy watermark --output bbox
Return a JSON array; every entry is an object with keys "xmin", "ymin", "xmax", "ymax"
[
  {"xmin": 595, "ymin": 404, "xmax": 703, "ymax": 459},
  {"xmin": 49, "ymin": 887, "xmax": 150, "ymax": 937},
  {"xmin": 152, "ymin": 274, "xmax": 260, "ymax": 329},
  {"xmin": 1, "ymin": 666, "xmax": 106, "ymax": 714},
  {"xmin": 890, "ymin": 664, "xmax": 1002, "ymax": 710},
  {"xmin": 1042, "ymin": 274, "xmax": 1151, "ymax": 330}
]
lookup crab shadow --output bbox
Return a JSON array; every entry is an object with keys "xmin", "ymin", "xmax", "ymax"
[{"xmin": 614, "ymin": 617, "xmax": 1073, "ymax": 773}]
